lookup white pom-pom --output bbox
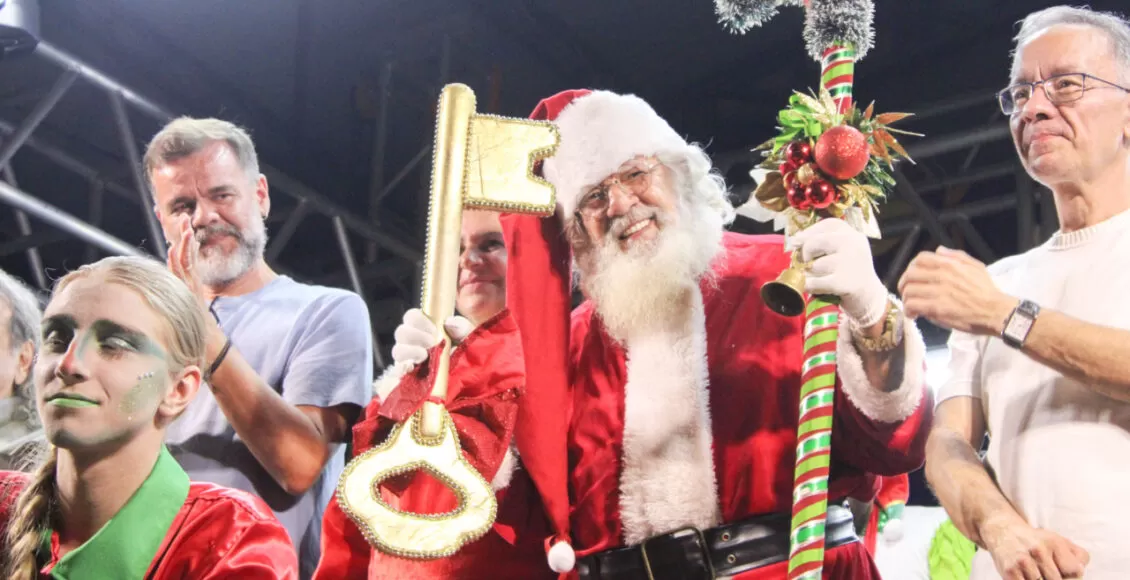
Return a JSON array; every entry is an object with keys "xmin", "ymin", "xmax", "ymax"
[
  {"xmin": 547, "ymin": 540, "xmax": 576, "ymax": 573},
  {"xmin": 882, "ymin": 517, "xmax": 904, "ymax": 543}
]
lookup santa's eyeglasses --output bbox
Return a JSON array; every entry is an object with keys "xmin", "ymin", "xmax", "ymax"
[
  {"xmin": 574, "ymin": 160, "xmax": 662, "ymax": 221},
  {"xmin": 998, "ymin": 72, "xmax": 1130, "ymax": 115}
]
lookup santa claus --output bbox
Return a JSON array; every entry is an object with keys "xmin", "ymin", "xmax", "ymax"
[{"xmin": 497, "ymin": 88, "xmax": 934, "ymax": 579}]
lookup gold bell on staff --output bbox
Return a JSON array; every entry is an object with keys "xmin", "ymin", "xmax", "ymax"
[{"xmin": 761, "ymin": 261, "xmax": 807, "ymax": 317}]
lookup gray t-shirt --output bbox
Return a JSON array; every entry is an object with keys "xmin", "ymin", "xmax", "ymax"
[{"xmin": 166, "ymin": 276, "xmax": 373, "ymax": 579}]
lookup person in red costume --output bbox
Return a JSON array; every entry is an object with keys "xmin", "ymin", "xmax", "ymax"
[
  {"xmin": 497, "ymin": 88, "xmax": 935, "ymax": 580},
  {"xmin": 314, "ymin": 210, "xmax": 562, "ymax": 579},
  {"xmin": 0, "ymin": 256, "xmax": 297, "ymax": 579}
]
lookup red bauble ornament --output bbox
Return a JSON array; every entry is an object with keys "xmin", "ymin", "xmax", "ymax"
[
  {"xmin": 814, "ymin": 125, "xmax": 870, "ymax": 181},
  {"xmin": 787, "ymin": 183, "xmax": 812, "ymax": 210},
  {"xmin": 784, "ymin": 140, "xmax": 813, "ymax": 167},
  {"xmin": 806, "ymin": 179, "xmax": 838, "ymax": 209},
  {"xmin": 778, "ymin": 161, "xmax": 797, "ymax": 177}
]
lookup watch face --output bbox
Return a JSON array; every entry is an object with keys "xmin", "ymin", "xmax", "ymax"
[{"xmin": 1005, "ymin": 314, "xmax": 1034, "ymax": 341}]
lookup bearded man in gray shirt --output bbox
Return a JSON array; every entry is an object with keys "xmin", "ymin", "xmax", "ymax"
[{"xmin": 144, "ymin": 117, "xmax": 372, "ymax": 579}]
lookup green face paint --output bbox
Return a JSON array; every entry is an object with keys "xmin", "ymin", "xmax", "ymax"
[
  {"xmin": 39, "ymin": 316, "xmax": 171, "ymax": 417},
  {"xmin": 119, "ymin": 370, "xmax": 167, "ymax": 416}
]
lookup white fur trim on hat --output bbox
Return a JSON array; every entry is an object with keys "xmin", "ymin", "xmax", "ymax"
[
  {"xmin": 837, "ymin": 297, "xmax": 928, "ymax": 423},
  {"xmin": 547, "ymin": 538, "xmax": 576, "ymax": 573},
  {"xmin": 543, "ymin": 91, "xmax": 689, "ymax": 219}
]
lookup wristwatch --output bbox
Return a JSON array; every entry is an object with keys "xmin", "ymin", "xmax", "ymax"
[
  {"xmin": 852, "ymin": 300, "xmax": 904, "ymax": 352},
  {"xmin": 1001, "ymin": 300, "xmax": 1040, "ymax": 349}
]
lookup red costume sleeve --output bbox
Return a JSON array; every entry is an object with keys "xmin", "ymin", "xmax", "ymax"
[
  {"xmin": 831, "ymin": 380, "xmax": 932, "ymax": 476},
  {"xmin": 156, "ymin": 484, "xmax": 299, "ymax": 580}
]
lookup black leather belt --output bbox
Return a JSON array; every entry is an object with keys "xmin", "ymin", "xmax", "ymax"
[{"xmin": 576, "ymin": 504, "xmax": 858, "ymax": 580}]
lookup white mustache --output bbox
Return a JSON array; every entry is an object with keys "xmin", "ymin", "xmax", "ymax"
[{"xmin": 607, "ymin": 206, "xmax": 658, "ymax": 239}]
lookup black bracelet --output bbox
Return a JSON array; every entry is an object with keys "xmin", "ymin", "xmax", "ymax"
[{"xmin": 204, "ymin": 338, "xmax": 232, "ymax": 383}]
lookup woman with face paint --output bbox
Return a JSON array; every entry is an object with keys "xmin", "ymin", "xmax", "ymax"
[
  {"xmin": 0, "ymin": 256, "xmax": 297, "ymax": 579},
  {"xmin": 315, "ymin": 210, "xmax": 560, "ymax": 579}
]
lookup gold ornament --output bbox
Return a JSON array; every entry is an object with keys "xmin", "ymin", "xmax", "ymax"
[{"xmin": 337, "ymin": 408, "xmax": 498, "ymax": 558}]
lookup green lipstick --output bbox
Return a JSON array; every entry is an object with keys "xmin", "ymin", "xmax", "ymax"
[{"xmin": 48, "ymin": 396, "xmax": 99, "ymax": 408}]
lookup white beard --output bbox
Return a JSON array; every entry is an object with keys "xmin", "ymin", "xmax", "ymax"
[
  {"xmin": 196, "ymin": 215, "xmax": 268, "ymax": 288},
  {"xmin": 581, "ymin": 197, "xmax": 725, "ymax": 343}
]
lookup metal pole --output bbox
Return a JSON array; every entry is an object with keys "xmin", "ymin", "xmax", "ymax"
[
  {"xmin": 261, "ymin": 167, "xmax": 421, "ymax": 262},
  {"xmin": 0, "ymin": 180, "xmax": 149, "ymax": 259},
  {"xmin": 332, "ymin": 215, "xmax": 386, "ymax": 368},
  {"xmin": 265, "ymin": 199, "xmax": 310, "ymax": 263},
  {"xmin": 893, "ymin": 168, "xmax": 954, "ymax": 247},
  {"xmin": 34, "ymin": 42, "xmax": 175, "ymax": 121},
  {"xmin": 957, "ymin": 111, "xmax": 1004, "ymax": 173},
  {"xmin": 957, "ymin": 217, "xmax": 997, "ymax": 263},
  {"xmin": 108, "ymin": 90, "xmax": 166, "ymax": 257},
  {"xmin": 375, "ymin": 145, "xmax": 430, "ymax": 204},
  {"xmin": 86, "ymin": 180, "xmax": 105, "ymax": 263},
  {"xmin": 907, "ymin": 92, "xmax": 998, "ymax": 122},
  {"xmin": 0, "ymin": 68, "xmax": 79, "ymax": 169},
  {"xmin": 881, "ymin": 195, "xmax": 1018, "ymax": 237},
  {"xmin": 2, "ymin": 166, "xmax": 48, "ymax": 289},
  {"xmin": 904, "ymin": 125, "xmax": 1011, "ymax": 160},
  {"xmin": 915, "ymin": 163, "xmax": 1018, "ymax": 195},
  {"xmin": 883, "ymin": 224, "xmax": 922, "ymax": 290},
  {"xmin": 0, "ymin": 232, "xmax": 67, "ymax": 258},
  {"xmin": 366, "ymin": 61, "xmax": 394, "ymax": 263}
]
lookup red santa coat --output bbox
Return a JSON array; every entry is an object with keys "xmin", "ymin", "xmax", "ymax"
[
  {"xmin": 566, "ymin": 232, "xmax": 932, "ymax": 578},
  {"xmin": 314, "ymin": 311, "xmax": 557, "ymax": 580},
  {"xmin": 0, "ymin": 447, "xmax": 297, "ymax": 579}
]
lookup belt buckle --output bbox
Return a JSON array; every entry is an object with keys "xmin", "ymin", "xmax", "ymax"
[{"xmin": 639, "ymin": 526, "xmax": 717, "ymax": 580}]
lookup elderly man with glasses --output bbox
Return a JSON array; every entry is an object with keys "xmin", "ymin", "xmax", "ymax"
[{"xmin": 906, "ymin": 6, "xmax": 1130, "ymax": 580}]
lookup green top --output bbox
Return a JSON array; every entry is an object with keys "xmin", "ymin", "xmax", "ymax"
[{"xmin": 39, "ymin": 446, "xmax": 190, "ymax": 579}]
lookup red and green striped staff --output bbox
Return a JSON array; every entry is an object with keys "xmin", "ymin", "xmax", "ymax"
[
  {"xmin": 787, "ymin": 37, "xmax": 857, "ymax": 580},
  {"xmin": 715, "ymin": 1, "xmax": 917, "ymax": 578}
]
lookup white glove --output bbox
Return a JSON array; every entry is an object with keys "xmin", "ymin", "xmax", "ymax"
[
  {"xmin": 390, "ymin": 308, "xmax": 476, "ymax": 366},
  {"xmin": 787, "ymin": 218, "xmax": 889, "ymax": 327}
]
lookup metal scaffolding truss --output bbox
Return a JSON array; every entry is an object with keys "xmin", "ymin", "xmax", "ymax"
[
  {"xmin": 0, "ymin": 41, "xmax": 435, "ymax": 367},
  {"xmin": 2, "ymin": 38, "xmax": 1052, "ymax": 357}
]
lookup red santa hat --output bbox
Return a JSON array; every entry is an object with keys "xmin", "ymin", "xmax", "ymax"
[
  {"xmin": 503, "ymin": 88, "xmax": 693, "ymax": 574},
  {"xmin": 534, "ymin": 89, "xmax": 693, "ymax": 220}
]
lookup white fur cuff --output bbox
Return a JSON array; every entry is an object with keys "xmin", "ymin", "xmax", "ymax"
[
  {"xmin": 490, "ymin": 446, "xmax": 519, "ymax": 491},
  {"xmin": 372, "ymin": 360, "xmax": 416, "ymax": 402},
  {"xmin": 836, "ymin": 300, "xmax": 927, "ymax": 423}
]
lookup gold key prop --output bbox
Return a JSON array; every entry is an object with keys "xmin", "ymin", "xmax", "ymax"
[
  {"xmin": 338, "ymin": 83, "xmax": 559, "ymax": 558},
  {"xmin": 337, "ymin": 408, "xmax": 497, "ymax": 558}
]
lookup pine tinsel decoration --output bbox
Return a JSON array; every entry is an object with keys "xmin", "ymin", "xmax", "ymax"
[
  {"xmin": 803, "ymin": 0, "xmax": 875, "ymax": 60},
  {"xmin": 715, "ymin": 0, "xmax": 803, "ymax": 34}
]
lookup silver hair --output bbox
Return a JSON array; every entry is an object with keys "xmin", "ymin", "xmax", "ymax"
[
  {"xmin": 657, "ymin": 142, "xmax": 738, "ymax": 227},
  {"xmin": 1012, "ymin": 6, "xmax": 1130, "ymax": 83},
  {"xmin": 0, "ymin": 269, "xmax": 41, "ymax": 398},
  {"xmin": 143, "ymin": 117, "xmax": 261, "ymax": 191}
]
